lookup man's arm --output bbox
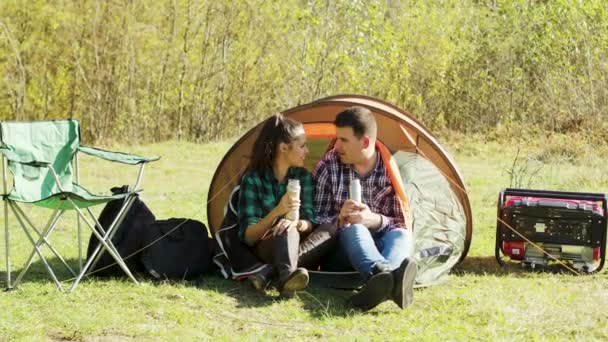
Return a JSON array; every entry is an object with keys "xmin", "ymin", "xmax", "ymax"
[
  {"xmin": 376, "ymin": 187, "xmax": 406, "ymax": 230},
  {"xmin": 313, "ymin": 159, "xmax": 338, "ymax": 225},
  {"xmin": 344, "ymin": 187, "xmax": 405, "ymax": 231},
  {"xmin": 297, "ymin": 170, "xmax": 315, "ymax": 233}
]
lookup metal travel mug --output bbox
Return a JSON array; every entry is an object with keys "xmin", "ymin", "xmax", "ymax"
[
  {"xmin": 285, "ymin": 179, "xmax": 300, "ymax": 221},
  {"xmin": 350, "ymin": 178, "xmax": 362, "ymax": 202}
]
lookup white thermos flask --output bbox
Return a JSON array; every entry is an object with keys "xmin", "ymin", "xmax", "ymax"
[
  {"xmin": 285, "ymin": 179, "xmax": 300, "ymax": 221},
  {"xmin": 350, "ymin": 178, "xmax": 362, "ymax": 202}
]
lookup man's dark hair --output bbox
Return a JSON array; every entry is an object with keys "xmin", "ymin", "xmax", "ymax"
[{"xmin": 334, "ymin": 106, "xmax": 377, "ymax": 139}]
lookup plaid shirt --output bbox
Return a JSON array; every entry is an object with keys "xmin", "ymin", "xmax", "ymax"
[
  {"xmin": 238, "ymin": 167, "xmax": 315, "ymax": 240},
  {"xmin": 313, "ymin": 148, "xmax": 405, "ymax": 231}
]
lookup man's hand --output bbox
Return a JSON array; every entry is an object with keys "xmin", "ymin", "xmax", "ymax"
[
  {"xmin": 338, "ymin": 201, "xmax": 382, "ymax": 229},
  {"xmin": 338, "ymin": 200, "xmax": 361, "ymax": 227},
  {"xmin": 296, "ymin": 220, "xmax": 312, "ymax": 233}
]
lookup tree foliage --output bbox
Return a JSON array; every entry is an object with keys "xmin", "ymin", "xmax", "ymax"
[{"xmin": 1, "ymin": 0, "xmax": 607, "ymax": 143}]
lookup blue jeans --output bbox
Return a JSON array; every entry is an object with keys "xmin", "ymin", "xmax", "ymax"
[{"xmin": 339, "ymin": 224, "xmax": 413, "ymax": 279}]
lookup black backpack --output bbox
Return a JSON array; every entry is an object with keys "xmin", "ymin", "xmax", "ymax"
[
  {"xmin": 87, "ymin": 187, "xmax": 213, "ymax": 280},
  {"xmin": 86, "ymin": 186, "xmax": 155, "ymax": 277},
  {"xmin": 141, "ymin": 218, "xmax": 211, "ymax": 280}
]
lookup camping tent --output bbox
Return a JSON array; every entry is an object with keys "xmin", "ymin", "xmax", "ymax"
[{"xmin": 207, "ymin": 95, "xmax": 472, "ymax": 286}]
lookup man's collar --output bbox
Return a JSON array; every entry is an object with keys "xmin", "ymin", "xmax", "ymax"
[{"xmin": 340, "ymin": 148, "xmax": 382, "ymax": 178}]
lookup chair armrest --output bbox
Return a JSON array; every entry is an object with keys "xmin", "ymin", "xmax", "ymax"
[
  {"xmin": 0, "ymin": 147, "xmax": 50, "ymax": 166},
  {"xmin": 77, "ymin": 146, "xmax": 160, "ymax": 165}
]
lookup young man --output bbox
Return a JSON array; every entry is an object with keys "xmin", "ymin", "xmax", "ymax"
[{"xmin": 313, "ymin": 106, "xmax": 417, "ymax": 311}]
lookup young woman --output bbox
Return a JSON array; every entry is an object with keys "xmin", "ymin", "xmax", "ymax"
[{"xmin": 238, "ymin": 114, "xmax": 336, "ymax": 297}]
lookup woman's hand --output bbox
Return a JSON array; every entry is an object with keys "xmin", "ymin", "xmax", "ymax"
[
  {"xmin": 275, "ymin": 192, "xmax": 301, "ymax": 217},
  {"xmin": 272, "ymin": 218, "xmax": 297, "ymax": 236}
]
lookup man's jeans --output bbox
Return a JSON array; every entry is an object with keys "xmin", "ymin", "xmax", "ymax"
[{"xmin": 339, "ymin": 224, "xmax": 413, "ymax": 279}]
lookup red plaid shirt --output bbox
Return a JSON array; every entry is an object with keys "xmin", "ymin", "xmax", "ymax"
[{"xmin": 313, "ymin": 148, "xmax": 405, "ymax": 231}]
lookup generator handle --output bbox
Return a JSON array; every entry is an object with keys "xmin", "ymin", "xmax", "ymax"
[
  {"xmin": 502, "ymin": 188, "xmax": 606, "ymax": 203},
  {"xmin": 495, "ymin": 190, "xmax": 507, "ymax": 267},
  {"xmin": 598, "ymin": 199, "xmax": 608, "ymax": 273}
]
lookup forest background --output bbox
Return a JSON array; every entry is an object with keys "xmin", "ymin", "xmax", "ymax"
[
  {"xmin": 1, "ymin": 0, "xmax": 607, "ymax": 145},
  {"xmin": 2, "ymin": 2, "xmax": 608, "ymax": 339}
]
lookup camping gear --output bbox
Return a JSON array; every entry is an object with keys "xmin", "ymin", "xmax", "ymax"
[
  {"xmin": 87, "ymin": 192, "xmax": 212, "ymax": 280},
  {"xmin": 207, "ymin": 95, "xmax": 472, "ymax": 287},
  {"xmin": 496, "ymin": 188, "xmax": 607, "ymax": 273},
  {"xmin": 86, "ymin": 186, "xmax": 155, "ymax": 277},
  {"xmin": 141, "ymin": 218, "xmax": 211, "ymax": 280},
  {"xmin": 0, "ymin": 120, "xmax": 159, "ymax": 291}
]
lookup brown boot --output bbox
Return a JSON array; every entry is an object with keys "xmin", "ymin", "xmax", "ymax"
[
  {"xmin": 348, "ymin": 270, "xmax": 393, "ymax": 311},
  {"xmin": 248, "ymin": 264, "xmax": 274, "ymax": 292},
  {"xmin": 278, "ymin": 267, "xmax": 309, "ymax": 298},
  {"xmin": 391, "ymin": 258, "xmax": 417, "ymax": 309}
]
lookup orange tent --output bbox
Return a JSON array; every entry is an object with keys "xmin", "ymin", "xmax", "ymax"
[{"xmin": 208, "ymin": 95, "xmax": 472, "ymax": 286}]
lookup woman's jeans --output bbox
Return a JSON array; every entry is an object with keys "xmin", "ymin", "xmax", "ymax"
[
  {"xmin": 254, "ymin": 223, "xmax": 337, "ymax": 280},
  {"xmin": 339, "ymin": 224, "xmax": 413, "ymax": 279}
]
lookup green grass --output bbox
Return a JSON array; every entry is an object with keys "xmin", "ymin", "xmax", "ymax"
[{"xmin": 1, "ymin": 138, "xmax": 607, "ymax": 341}]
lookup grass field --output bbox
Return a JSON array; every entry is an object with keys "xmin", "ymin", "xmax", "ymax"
[{"xmin": 1, "ymin": 137, "xmax": 607, "ymax": 341}]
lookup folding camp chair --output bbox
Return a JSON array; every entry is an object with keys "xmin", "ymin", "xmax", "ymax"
[{"xmin": 0, "ymin": 120, "xmax": 159, "ymax": 292}]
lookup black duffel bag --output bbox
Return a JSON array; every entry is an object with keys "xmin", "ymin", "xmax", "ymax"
[
  {"xmin": 86, "ymin": 186, "xmax": 155, "ymax": 277},
  {"xmin": 141, "ymin": 218, "xmax": 212, "ymax": 280}
]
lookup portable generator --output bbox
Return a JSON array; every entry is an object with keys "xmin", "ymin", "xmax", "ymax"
[{"xmin": 495, "ymin": 188, "xmax": 607, "ymax": 273}]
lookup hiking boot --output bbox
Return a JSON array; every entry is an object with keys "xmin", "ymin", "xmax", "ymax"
[
  {"xmin": 249, "ymin": 265, "xmax": 274, "ymax": 292},
  {"xmin": 348, "ymin": 270, "xmax": 394, "ymax": 311},
  {"xmin": 278, "ymin": 267, "xmax": 309, "ymax": 298},
  {"xmin": 391, "ymin": 258, "xmax": 417, "ymax": 309}
]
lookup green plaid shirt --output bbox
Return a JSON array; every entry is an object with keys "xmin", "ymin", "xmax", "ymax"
[{"xmin": 238, "ymin": 167, "xmax": 316, "ymax": 241}]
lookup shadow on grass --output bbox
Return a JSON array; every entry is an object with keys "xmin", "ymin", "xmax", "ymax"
[
  {"xmin": 451, "ymin": 255, "xmax": 508, "ymax": 276},
  {"xmin": 452, "ymin": 255, "xmax": 590, "ymax": 277},
  {"xmin": 1, "ymin": 256, "xmax": 82, "ymax": 289},
  {"xmin": 1, "ymin": 257, "xmax": 409, "ymax": 317},
  {"xmin": 0, "ymin": 256, "xmax": 151, "ymax": 290},
  {"xmin": 192, "ymin": 272, "xmax": 358, "ymax": 318}
]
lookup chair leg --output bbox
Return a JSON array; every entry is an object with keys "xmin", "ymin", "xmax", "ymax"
[
  {"xmin": 4, "ymin": 200, "xmax": 11, "ymax": 290},
  {"xmin": 85, "ymin": 207, "xmax": 123, "ymax": 261},
  {"xmin": 8, "ymin": 202, "xmax": 64, "ymax": 291},
  {"xmin": 69, "ymin": 198, "xmax": 139, "ymax": 292},
  {"xmin": 83, "ymin": 197, "xmax": 137, "ymax": 274},
  {"xmin": 12, "ymin": 209, "xmax": 74, "ymax": 288},
  {"xmin": 84, "ymin": 196, "xmax": 136, "ymax": 275},
  {"xmin": 77, "ymin": 214, "xmax": 82, "ymax": 273},
  {"xmin": 74, "ymin": 151, "xmax": 83, "ymax": 272},
  {"xmin": 11, "ymin": 205, "xmax": 76, "ymax": 278}
]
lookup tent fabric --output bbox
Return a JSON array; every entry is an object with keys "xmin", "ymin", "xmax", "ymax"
[
  {"xmin": 395, "ymin": 151, "xmax": 467, "ymax": 286},
  {"xmin": 0, "ymin": 120, "xmax": 152, "ymax": 210},
  {"xmin": 207, "ymin": 95, "xmax": 472, "ymax": 287}
]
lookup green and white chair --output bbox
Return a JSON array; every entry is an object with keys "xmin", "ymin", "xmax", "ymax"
[{"xmin": 0, "ymin": 120, "xmax": 159, "ymax": 292}]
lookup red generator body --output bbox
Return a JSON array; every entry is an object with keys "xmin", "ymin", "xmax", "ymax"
[{"xmin": 496, "ymin": 188, "xmax": 607, "ymax": 273}]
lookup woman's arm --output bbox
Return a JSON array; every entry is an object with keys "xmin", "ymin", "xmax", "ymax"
[
  {"xmin": 243, "ymin": 207, "xmax": 282, "ymax": 246},
  {"xmin": 241, "ymin": 189, "xmax": 299, "ymax": 246}
]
